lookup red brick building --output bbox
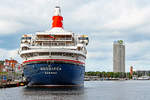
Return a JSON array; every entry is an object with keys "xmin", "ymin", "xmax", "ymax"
[{"xmin": 0, "ymin": 64, "xmax": 4, "ymax": 72}]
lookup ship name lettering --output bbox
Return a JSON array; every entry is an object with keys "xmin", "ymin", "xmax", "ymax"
[
  {"xmin": 45, "ymin": 72, "xmax": 57, "ymax": 74},
  {"xmin": 40, "ymin": 67, "xmax": 61, "ymax": 71}
]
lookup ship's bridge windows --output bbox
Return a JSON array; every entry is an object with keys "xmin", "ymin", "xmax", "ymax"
[
  {"xmin": 26, "ymin": 37, "xmax": 31, "ymax": 39},
  {"xmin": 21, "ymin": 37, "xmax": 31, "ymax": 40},
  {"xmin": 21, "ymin": 37, "xmax": 31, "ymax": 44},
  {"xmin": 78, "ymin": 37, "xmax": 89, "ymax": 41},
  {"xmin": 21, "ymin": 37, "xmax": 26, "ymax": 40},
  {"xmin": 85, "ymin": 37, "xmax": 89, "ymax": 41},
  {"xmin": 78, "ymin": 36, "xmax": 89, "ymax": 45}
]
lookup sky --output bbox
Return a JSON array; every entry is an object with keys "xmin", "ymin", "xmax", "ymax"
[{"xmin": 0, "ymin": 0, "xmax": 150, "ymax": 72}]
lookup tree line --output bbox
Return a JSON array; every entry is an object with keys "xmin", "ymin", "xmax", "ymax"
[{"xmin": 85, "ymin": 71, "xmax": 149, "ymax": 79}]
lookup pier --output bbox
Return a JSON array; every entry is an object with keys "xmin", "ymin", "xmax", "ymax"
[{"xmin": 0, "ymin": 81, "xmax": 26, "ymax": 88}]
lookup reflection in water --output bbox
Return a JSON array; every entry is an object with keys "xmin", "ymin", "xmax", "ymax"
[
  {"xmin": 1, "ymin": 81, "xmax": 150, "ymax": 100},
  {"xmin": 23, "ymin": 87, "xmax": 84, "ymax": 100}
]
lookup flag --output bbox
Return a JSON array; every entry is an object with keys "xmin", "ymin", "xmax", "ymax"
[{"xmin": 48, "ymin": 35, "xmax": 56, "ymax": 40}]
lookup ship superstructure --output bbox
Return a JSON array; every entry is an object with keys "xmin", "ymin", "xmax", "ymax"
[{"xmin": 19, "ymin": 6, "xmax": 89, "ymax": 86}]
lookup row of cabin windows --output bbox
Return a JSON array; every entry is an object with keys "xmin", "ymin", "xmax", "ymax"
[
  {"xmin": 23, "ymin": 52, "xmax": 85, "ymax": 59},
  {"xmin": 38, "ymin": 42, "xmax": 74, "ymax": 46},
  {"xmin": 21, "ymin": 43, "xmax": 77, "ymax": 51},
  {"xmin": 21, "ymin": 41, "xmax": 31, "ymax": 44},
  {"xmin": 21, "ymin": 37, "xmax": 31, "ymax": 40},
  {"xmin": 78, "ymin": 37, "xmax": 89, "ymax": 40},
  {"xmin": 21, "ymin": 37, "xmax": 72, "ymax": 40},
  {"xmin": 22, "ymin": 46, "xmax": 83, "ymax": 51},
  {"xmin": 21, "ymin": 42, "xmax": 73, "ymax": 49},
  {"xmin": 42, "ymin": 42, "xmax": 65, "ymax": 46},
  {"xmin": 37, "ymin": 37, "xmax": 72, "ymax": 40}
]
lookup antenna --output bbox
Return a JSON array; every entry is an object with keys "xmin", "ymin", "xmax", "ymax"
[
  {"xmin": 56, "ymin": 0, "xmax": 59, "ymax": 7},
  {"xmin": 55, "ymin": 0, "xmax": 62, "ymax": 7}
]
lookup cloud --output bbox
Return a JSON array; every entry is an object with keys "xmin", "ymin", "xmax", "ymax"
[
  {"xmin": 126, "ymin": 41, "xmax": 150, "ymax": 70},
  {"xmin": 87, "ymin": 51, "xmax": 112, "ymax": 60},
  {"xmin": 0, "ymin": 20, "xmax": 25, "ymax": 34},
  {"xmin": 126, "ymin": 41, "xmax": 150, "ymax": 60},
  {"xmin": 0, "ymin": 0, "xmax": 150, "ymax": 71},
  {"xmin": 86, "ymin": 40, "xmax": 150, "ymax": 71},
  {"xmin": 69, "ymin": 0, "xmax": 150, "ymax": 32},
  {"xmin": 102, "ymin": 7, "xmax": 150, "ymax": 30},
  {"xmin": 0, "ymin": 0, "xmax": 56, "ymax": 35},
  {"xmin": 1, "ymin": 0, "xmax": 150, "ymax": 35},
  {"xmin": 0, "ymin": 49, "xmax": 22, "ymax": 63}
]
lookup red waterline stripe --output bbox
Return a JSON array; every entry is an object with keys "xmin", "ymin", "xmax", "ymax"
[{"xmin": 23, "ymin": 59, "xmax": 85, "ymax": 64}]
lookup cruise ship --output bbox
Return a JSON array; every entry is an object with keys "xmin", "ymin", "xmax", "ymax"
[{"xmin": 19, "ymin": 6, "xmax": 89, "ymax": 87}]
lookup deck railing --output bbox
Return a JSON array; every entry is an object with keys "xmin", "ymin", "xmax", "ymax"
[{"xmin": 36, "ymin": 38, "xmax": 72, "ymax": 41}]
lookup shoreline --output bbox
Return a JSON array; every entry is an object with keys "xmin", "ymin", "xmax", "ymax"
[{"xmin": 84, "ymin": 79, "xmax": 150, "ymax": 81}]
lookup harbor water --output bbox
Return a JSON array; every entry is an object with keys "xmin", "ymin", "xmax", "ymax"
[{"xmin": 0, "ymin": 80, "xmax": 150, "ymax": 100}]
